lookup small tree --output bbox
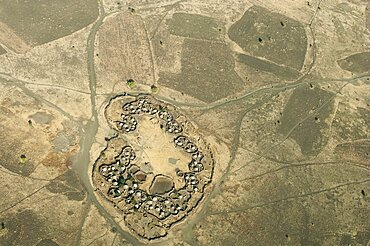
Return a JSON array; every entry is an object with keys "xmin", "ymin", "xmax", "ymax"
[
  {"xmin": 150, "ymin": 84, "xmax": 159, "ymax": 94},
  {"xmin": 19, "ymin": 154, "xmax": 28, "ymax": 164},
  {"xmin": 126, "ymin": 79, "xmax": 136, "ymax": 88},
  {"xmin": 128, "ymin": 6, "xmax": 135, "ymax": 13}
]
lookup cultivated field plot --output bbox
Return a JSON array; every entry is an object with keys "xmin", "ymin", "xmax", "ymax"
[{"xmin": 0, "ymin": 0, "xmax": 369, "ymax": 245}]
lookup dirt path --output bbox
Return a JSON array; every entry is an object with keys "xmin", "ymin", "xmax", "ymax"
[{"xmin": 71, "ymin": 2, "xmax": 142, "ymax": 245}]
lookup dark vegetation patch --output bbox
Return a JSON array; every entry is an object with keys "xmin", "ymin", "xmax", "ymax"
[
  {"xmin": 277, "ymin": 85, "xmax": 335, "ymax": 155},
  {"xmin": 228, "ymin": 5, "xmax": 307, "ymax": 70},
  {"xmin": 0, "ymin": 0, "xmax": 98, "ymax": 45},
  {"xmin": 0, "ymin": 127, "xmax": 36, "ymax": 176},
  {"xmin": 46, "ymin": 170, "xmax": 86, "ymax": 201},
  {"xmin": 237, "ymin": 53, "xmax": 301, "ymax": 80},
  {"xmin": 0, "ymin": 210, "xmax": 46, "ymax": 245},
  {"xmin": 158, "ymin": 39, "xmax": 244, "ymax": 103},
  {"xmin": 0, "ymin": 45, "xmax": 6, "ymax": 55},
  {"xmin": 337, "ymin": 52, "xmax": 370, "ymax": 74},
  {"xmin": 37, "ymin": 239, "xmax": 60, "ymax": 246}
]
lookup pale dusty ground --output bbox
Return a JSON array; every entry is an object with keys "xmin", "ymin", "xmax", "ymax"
[{"xmin": 0, "ymin": 0, "xmax": 369, "ymax": 245}]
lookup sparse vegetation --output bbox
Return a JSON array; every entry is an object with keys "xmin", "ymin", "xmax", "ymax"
[
  {"xmin": 0, "ymin": 1, "xmax": 368, "ymax": 245},
  {"xmin": 19, "ymin": 154, "xmax": 28, "ymax": 164},
  {"xmin": 126, "ymin": 79, "xmax": 136, "ymax": 88},
  {"xmin": 150, "ymin": 84, "xmax": 159, "ymax": 94}
]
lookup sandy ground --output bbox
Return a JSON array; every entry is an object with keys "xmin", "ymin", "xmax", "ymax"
[{"xmin": 0, "ymin": 0, "xmax": 369, "ymax": 245}]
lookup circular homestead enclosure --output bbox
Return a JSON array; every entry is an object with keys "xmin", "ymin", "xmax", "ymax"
[{"xmin": 92, "ymin": 94, "xmax": 214, "ymax": 240}]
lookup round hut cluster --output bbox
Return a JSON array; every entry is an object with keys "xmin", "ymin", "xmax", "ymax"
[
  {"xmin": 94, "ymin": 94, "xmax": 214, "ymax": 238},
  {"xmin": 98, "ymin": 142, "xmax": 204, "ymax": 219}
]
